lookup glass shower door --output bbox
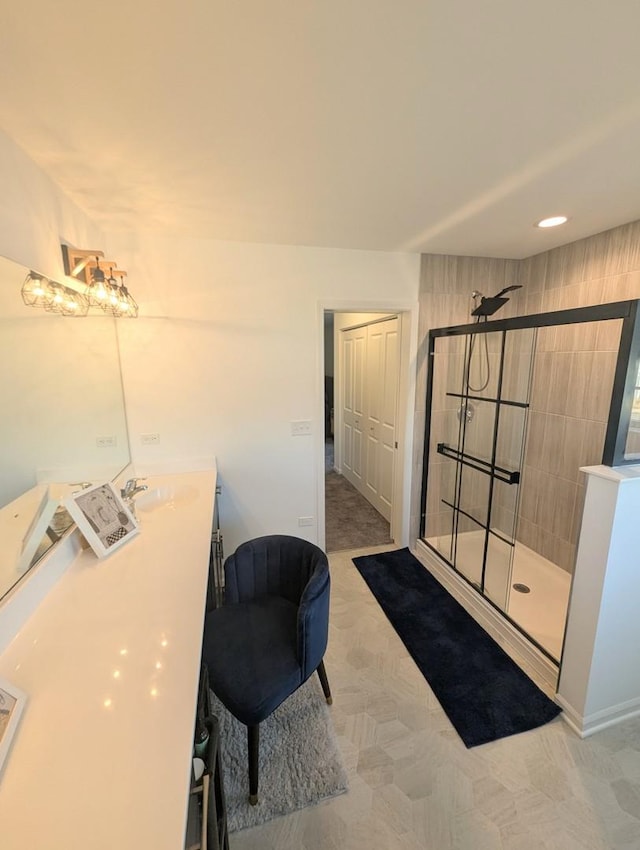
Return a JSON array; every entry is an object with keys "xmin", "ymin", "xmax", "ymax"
[
  {"xmin": 422, "ymin": 325, "xmax": 535, "ymax": 613},
  {"xmin": 423, "ymin": 334, "xmax": 466, "ymax": 564},
  {"xmin": 482, "ymin": 328, "xmax": 535, "ymax": 612}
]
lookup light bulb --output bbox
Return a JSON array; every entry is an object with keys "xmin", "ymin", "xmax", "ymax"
[{"xmin": 536, "ymin": 215, "xmax": 568, "ymax": 228}]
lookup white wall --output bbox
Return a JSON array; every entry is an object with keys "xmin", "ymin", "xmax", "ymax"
[
  {"xmin": 0, "ymin": 136, "xmax": 129, "ymax": 503},
  {"xmin": 107, "ymin": 230, "xmax": 420, "ymax": 553},
  {"xmin": 0, "ymin": 128, "xmax": 420, "ymax": 557},
  {"xmin": 557, "ymin": 466, "xmax": 640, "ymax": 735},
  {"xmin": 0, "ymin": 129, "xmax": 103, "ymax": 277}
]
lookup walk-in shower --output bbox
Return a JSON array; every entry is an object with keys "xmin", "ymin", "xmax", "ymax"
[{"xmin": 420, "ymin": 299, "xmax": 640, "ymax": 664}]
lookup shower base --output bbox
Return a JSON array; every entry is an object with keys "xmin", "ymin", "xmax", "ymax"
[{"xmin": 427, "ymin": 530, "xmax": 571, "ymax": 661}]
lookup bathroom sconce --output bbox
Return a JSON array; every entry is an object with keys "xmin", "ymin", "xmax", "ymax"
[
  {"xmin": 21, "ymin": 271, "xmax": 50, "ymax": 307},
  {"xmin": 84, "ymin": 256, "xmax": 108, "ymax": 307},
  {"xmin": 61, "ymin": 244, "xmax": 138, "ymax": 318},
  {"xmin": 96, "ymin": 263, "xmax": 139, "ymax": 318},
  {"xmin": 21, "ymin": 271, "xmax": 90, "ymax": 317}
]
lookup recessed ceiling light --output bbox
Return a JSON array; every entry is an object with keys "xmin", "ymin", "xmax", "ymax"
[{"xmin": 536, "ymin": 215, "xmax": 568, "ymax": 228}]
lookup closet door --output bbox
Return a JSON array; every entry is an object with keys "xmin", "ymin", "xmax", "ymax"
[
  {"xmin": 364, "ymin": 318, "xmax": 399, "ymax": 521},
  {"xmin": 341, "ymin": 325, "xmax": 366, "ymax": 492}
]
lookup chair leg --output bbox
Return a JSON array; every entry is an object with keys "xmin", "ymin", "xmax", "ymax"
[
  {"xmin": 248, "ymin": 724, "xmax": 259, "ymax": 805},
  {"xmin": 317, "ymin": 659, "xmax": 333, "ymax": 705}
]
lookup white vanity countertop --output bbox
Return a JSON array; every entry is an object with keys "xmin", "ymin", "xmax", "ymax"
[{"xmin": 0, "ymin": 467, "xmax": 217, "ymax": 850}]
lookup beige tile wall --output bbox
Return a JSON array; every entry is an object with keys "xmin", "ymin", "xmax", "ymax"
[
  {"xmin": 414, "ymin": 219, "xmax": 640, "ymax": 574},
  {"xmin": 517, "ymin": 318, "xmax": 621, "ymax": 571},
  {"xmin": 412, "ymin": 255, "xmax": 520, "ymax": 542}
]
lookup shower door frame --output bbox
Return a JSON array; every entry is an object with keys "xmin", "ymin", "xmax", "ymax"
[{"xmin": 420, "ymin": 298, "xmax": 640, "ymax": 664}]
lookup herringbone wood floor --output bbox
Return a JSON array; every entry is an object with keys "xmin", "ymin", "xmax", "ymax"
[{"xmin": 230, "ymin": 546, "xmax": 640, "ymax": 849}]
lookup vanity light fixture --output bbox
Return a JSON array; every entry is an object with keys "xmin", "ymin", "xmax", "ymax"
[
  {"xmin": 42, "ymin": 280, "xmax": 66, "ymax": 313},
  {"xmin": 85, "ymin": 257, "xmax": 110, "ymax": 307},
  {"xmin": 64, "ymin": 290, "xmax": 90, "ymax": 317},
  {"xmin": 21, "ymin": 271, "xmax": 51, "ymax": 307},
  {"xmin": 536, "ymin": 215, "xmax": 568, "ymax": 228},
  {"xmin": 115, "ymin": 274, "xmax": 139, "ymax": 318},
  {"xmin": 21, "ymin": 246, "xmax": 138, "ymax": 319},
  {"xmin": 101, "ymin": 267, "xmax": 138, "ymax": 318},
  {"xmin": 61, "ymin": 244, "xmax": 138, "ymax": 318},
  {"xmin": 21, "ymin": 271, "xmax": 89, "ymax": 317},
  {"xmin": 105, "ymin": 266, "xmax": 121, "ymax": 312}
]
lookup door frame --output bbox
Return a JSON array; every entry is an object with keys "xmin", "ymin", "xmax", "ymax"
[{"xmin": 316, "ymin": 299, "xmax": 419, "ymax": 550}]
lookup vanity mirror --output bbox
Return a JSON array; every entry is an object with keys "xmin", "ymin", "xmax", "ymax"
[{"xmin": 0, "ymin": 254, "xmax": 131, "ymax": 601}]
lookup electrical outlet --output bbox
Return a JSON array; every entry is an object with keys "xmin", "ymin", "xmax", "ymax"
[
  {"xmin": 140, "ymin": 432, "xmax": 160, "ymax": 445},
  {"xmin": 96, "ymin": 435, "xmax": 117, "ymax": 448},
  {"xmin": 291, "ymin": 420, "xmax": 312, "ymax": 436},
  {"xmin": 298, "ymin": 516, "xmax": 314, "ymax": 527}
]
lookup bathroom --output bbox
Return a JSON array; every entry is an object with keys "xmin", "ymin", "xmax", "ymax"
[
  {"xmin": 2, "ymin": 4, "xmax": 640, "ymax": 844},
  {"xmin": 2, "ymin": 127, "xmax": 640, "ymax": 839},
  {"xmin": 3, "ymin": 128, "xmax": 640, "ymax": 686},
  {"xmin": 3, "ymin": 202, "xmax": 640, "ymax": 847}
]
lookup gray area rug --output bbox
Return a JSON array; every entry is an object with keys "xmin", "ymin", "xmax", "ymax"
[
  {"xmin": 211, "ymin": 678, "xmax": 348, "ymax": 832},
  {"xmin": 325, "ymin": 470, "xmax": 392, "ymax": 552}
]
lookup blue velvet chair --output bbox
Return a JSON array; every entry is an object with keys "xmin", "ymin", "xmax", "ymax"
[{"xmin": 202, "ymin": 535, "xmax": 332, "ymax": 805}]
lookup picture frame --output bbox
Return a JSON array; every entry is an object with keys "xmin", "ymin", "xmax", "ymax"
[
  {"xmin": 0, "ymin": 676, "xmax": 27, "ymax": 778},
  {"xmin": 16, "ymin": 485, "xmax": 59, "ymax": 575},
  {"xmin": 65, "ymin": 481, "xmax": 139, "ymax": 558}
]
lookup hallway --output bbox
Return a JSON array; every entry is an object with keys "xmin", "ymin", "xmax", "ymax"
[{"xmin": 324, "ymin": 439, "xmax": 391, "ymax": 552}]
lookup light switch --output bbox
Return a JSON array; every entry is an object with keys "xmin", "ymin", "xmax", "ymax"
[{"xmin": 291, "ymin": 420, "xmax": 312, "ymax": 436}]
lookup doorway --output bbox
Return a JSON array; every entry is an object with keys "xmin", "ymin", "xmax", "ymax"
[{"xmin": 323, "ymin": 311, "xmax": 401, "ymax": 552}]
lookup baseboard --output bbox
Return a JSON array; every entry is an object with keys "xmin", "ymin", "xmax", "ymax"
[
  {"xmin": 412, "ymin": 540, "xmax": 559, "ymax": 694},
  {"xmin": 556, "ymin": 694, "xmax": 640, "ymax": 738}
]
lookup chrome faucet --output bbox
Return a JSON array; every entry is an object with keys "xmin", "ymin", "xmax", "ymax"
[
  {"xmin": 120, "ymin": 478, "xmax": 148, "ymax": 519},
  {"xmin": 121, "ymin": 478, "xmax": 148, "ymax": 500}
]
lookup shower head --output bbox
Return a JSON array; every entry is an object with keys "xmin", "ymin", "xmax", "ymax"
[
  {"xmin": 470, "ymin": 284, "xmax": 523, "ymax": 318},
  {"xmin": 495, "ymin": 285, "xmax": 523, "ymax": 298}
]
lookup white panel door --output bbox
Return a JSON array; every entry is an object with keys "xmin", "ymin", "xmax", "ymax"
[
  {"xmin": 364, "ymin": 318, "xmax": 399, "ymax": 521},
  {"xmin": 379, "ymin": 319, "xmax": 399, "ymax": 518},
  {"xmin": 364, "ymin": 324, "xmax": 383, "ymax": 507},
  {"xmin": 341, "ymin": 326, "xmax": 366, "ymax": 491}
]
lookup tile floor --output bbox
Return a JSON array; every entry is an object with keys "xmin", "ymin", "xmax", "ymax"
[{"xmin": 230, "ymin": 545, "xmax": 640, "ymax": 850}]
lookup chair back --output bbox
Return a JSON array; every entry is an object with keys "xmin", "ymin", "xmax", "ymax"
[
  {"xmin": 224, "ymin": 535, "xmax": 326, "ymax": 606},
  {"xmin": 297, "ymin": 556, "xmax": 330, "ymax": 679},
  {"xmin": 223, "ymin": 535, "xmax": 330, "ymax": 680}
]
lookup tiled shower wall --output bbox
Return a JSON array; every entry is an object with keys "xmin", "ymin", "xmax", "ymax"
[
  {"xmin": 412, "ymin": 219, "xmax": 640, "ymax": 573},
  {"xmin": 516, "ymin": 318, "xmax": 621, "ymax": 571},
  {"xmin": 411, "ymin": 256, "xmax": 519, "ymax": 542}
]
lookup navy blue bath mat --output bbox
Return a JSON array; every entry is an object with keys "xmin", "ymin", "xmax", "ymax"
[{"xmin": 352, "ymin": 548, "xmax": 561, "ymax": 747}]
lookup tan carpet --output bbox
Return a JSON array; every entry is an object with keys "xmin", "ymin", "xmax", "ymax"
[{"xmin": 325, "ymin": 471, "xmax": 391, "ymax": 552}]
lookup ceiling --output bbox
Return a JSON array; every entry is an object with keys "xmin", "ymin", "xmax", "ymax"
[{"xmin": 2, "ymin": 1, "xmax": 640, "ymax": 258}]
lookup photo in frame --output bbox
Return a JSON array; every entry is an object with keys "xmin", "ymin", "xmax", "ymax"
[
  {"xmin": 65, "ymin": 481, "xmax": 139, "ymax": 558},
  {"xmin": 0, "ymin": 677, "xmax": 27, "ymax": 778}
]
